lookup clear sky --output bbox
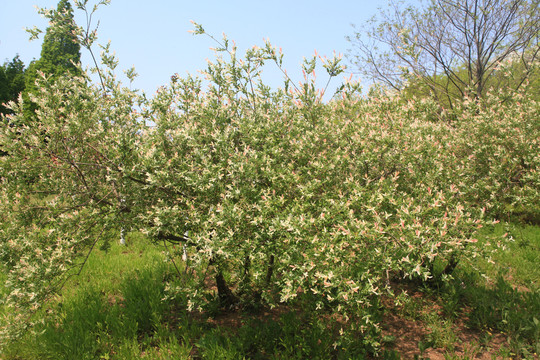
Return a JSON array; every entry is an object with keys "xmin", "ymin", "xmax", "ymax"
[{"xmin": 1, "ymin": 0, "xmax": 402, "ymax": 97}]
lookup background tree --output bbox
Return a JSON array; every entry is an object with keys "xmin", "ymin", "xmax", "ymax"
[
  {"xmin": 0, "ymin": 55, "xmax": 26, "ymax": 116},
  {"xmin": 347, "ymin": 0, "xmax": 540, "ymax": 109},
  {"xmin": 23, "ymin": 0, "xmax": 81, "ymax": 119},
  {"xmin": 0, "ymin": 55, "xmax": 26, "ymax": 155}
]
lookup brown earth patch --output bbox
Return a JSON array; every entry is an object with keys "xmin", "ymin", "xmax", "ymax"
[{"xmin": 380, "ymin": 289, "xmax": 511, "ymax": 359}]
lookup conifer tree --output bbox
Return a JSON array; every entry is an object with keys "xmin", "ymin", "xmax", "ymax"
[
  {"xmin": 1, "ymin": 56, "xmax": 26, "ymax": 155},
  {"xmin": 23, "ymin": 0, "xmax": 81, "ymax": 118},
  {"xmin": 0, "ymin": 55, "xmax": 26, "ymax": 116}
]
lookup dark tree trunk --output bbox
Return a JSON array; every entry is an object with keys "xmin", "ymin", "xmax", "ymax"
[
  {"xmin": 215, "ymin": 270, "xmax": 238, "ymax": 308},
  {"xmin": 265, "ymin": 254, "xmax": 275, "ymax": 285}
]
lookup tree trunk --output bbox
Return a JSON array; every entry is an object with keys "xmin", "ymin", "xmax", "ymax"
[
  {"xmin": 215, "ymin": 270, "xmax": 238, "ymax": 308},
  {"xmin": 265, "ymin": 254, "xmax": 275, "ymax": 285}
]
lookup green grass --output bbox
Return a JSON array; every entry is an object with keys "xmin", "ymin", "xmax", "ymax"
[
  {"xmin": 393, "ymin": 221, "xmax": 540, "ymax": 359},
  {"xmin": 478, "ymin": 222, "xmax": 540, "ymax": 291},
  {"xmin": 457, "ymin": 222, "xmax": 540, "ymax": 358},
  {"xmin": 1, "ymin": 223, "xmax": 539, "ymax": 359}
]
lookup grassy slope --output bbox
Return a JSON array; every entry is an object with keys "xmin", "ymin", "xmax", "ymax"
[{"xmin": 1, "ymin": 224, "xmax": 539, "ymax": 359}]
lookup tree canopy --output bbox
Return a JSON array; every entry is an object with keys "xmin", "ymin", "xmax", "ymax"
[
  {"xmin": 0, "ymin": 56, "xmax": 26, "ymax": 155},
  {"xmin": 0, "ymin": 56, "xmax": 26, "ymax": 117},
  {"xmin": 347, "ymin": 0, "xmax": 540, "ymax": 109},
  {"xmin": 23, "ymin": 0, "xmax": 81, "ymax": 118}
]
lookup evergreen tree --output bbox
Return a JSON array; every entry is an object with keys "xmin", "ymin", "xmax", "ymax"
[
  {"xmin": 1, "ymin": 56, "xmax": 26, "ymax": 155},
  {"xmin": 0, "ymin": 55, "xmax": 26, "ymax": 116},
  {"xmin": 0, "ymin": 64, "xmax": 8, "ymax": 156},
  {"xmin": 0, "ymin": 66, "xmax": 8, "ymax": 115},
  {"xmin": 23, "ymin": 0, "xmax": 81, "ymax": 118}
]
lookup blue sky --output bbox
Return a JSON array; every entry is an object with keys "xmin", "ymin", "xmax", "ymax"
[{"xmin": 1, "ymin": 0, "xmax": 401, "ymax": 97}]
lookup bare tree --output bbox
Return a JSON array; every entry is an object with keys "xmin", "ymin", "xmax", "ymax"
[{"xmin": 347, "ymin": 0, "xmax": 539, "ymax": 109}]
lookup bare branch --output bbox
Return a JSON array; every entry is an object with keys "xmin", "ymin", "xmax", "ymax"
[{"xmin": 348, "ymin": 0, "xmax": 540, "ymax": 106}]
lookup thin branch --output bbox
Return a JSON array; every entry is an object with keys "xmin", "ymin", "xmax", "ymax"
[{"xmin": 163, "ymin": 239, "xmax": 184, "ymax": 279}]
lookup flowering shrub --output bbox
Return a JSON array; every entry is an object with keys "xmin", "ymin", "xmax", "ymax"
[
  {"xmin": 453, "ymin": 92, "xmax": 540, "ymax": 223},
  {"xmin": 1, "ymin": 9, "xmax": 538, "ymax": 349}
]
